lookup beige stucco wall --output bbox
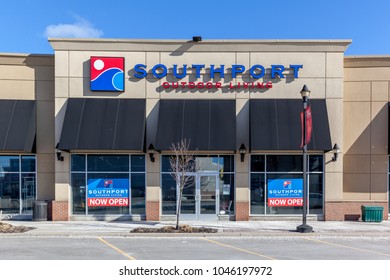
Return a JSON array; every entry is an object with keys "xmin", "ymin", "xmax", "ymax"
[
  {"xmin": 49, "ymin": 39, "xmax": 350, "ymax": 217},
  {"xmin": 4, "ymin": 40, "xmax": 390, "ymax": 220},
  {"xmin": 0, "ymin": 53, "xmax": 55, "ymax": 201},
  {"xmin": 344, "ymin": 56, "xmax": 390, "ymax": 202}
]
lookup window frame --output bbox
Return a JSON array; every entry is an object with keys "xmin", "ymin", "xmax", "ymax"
[
  {"xmin": 0, "ymin": 155, "xmax": 37, "ymax": 215},
  {"xmin": 70, "ymin": 154, "xmax": 146, "ymax": 216},
  {"xmin": 250, "ymin": 154, "xmax": 324, "ymax": 216},
  {"xmin": 160, "ymin": 154, "xmax": 235, "ymax": 216}
]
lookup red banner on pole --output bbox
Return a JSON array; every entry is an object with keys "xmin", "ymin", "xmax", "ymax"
[{"xmin": 300, "ymin": 105, "xmax": 312, "ymax": 147}]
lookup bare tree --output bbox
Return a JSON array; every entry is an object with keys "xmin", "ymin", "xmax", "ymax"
[{"xmin": 169, "ymin": 139, "xmax": 198, "ymax": 230}]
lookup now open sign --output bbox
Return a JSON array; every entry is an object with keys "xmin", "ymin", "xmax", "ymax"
[
  {"xmin": 87, "ymin": 178, "xmax": 129, "ymax": 207},
  {"xmin": 267, "ymin": 179, "xmax": 303, "ymax": 207}
]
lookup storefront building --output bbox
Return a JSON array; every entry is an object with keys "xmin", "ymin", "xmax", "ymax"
[{"xmin": 0, "ymin": 39, "xmax": 388, "ymax": 222}]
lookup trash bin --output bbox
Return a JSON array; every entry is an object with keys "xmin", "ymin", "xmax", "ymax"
[
  {"xmin": 361, "ymin": 205, "xmax": 383, "ymax": 222},
  {"xmin": 33, "ymin": 200, "xmax": 47, "ymax": 221}
]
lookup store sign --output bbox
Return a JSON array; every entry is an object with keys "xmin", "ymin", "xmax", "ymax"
[
  {"xmin": 134, "ymin": 63, "xmax": 302, "ymax": 90},
  {"xmin": 89, "ymin": 56, "xmax": 303, "ymax": 91},
  {"xmin": 87, "ymin": 178, "xmax": 129, "ymax": 207},
  {"xmin": 268, "ymin": 179, "xmax": 303, "ymax": 207},
  {"xmin": 90, "ymin": 57, "xmax": 124, "ymax": 92}
]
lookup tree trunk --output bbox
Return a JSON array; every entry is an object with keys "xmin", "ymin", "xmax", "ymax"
[{"xmin": 176, "ymin": 186, "xmax": 183, "ymax": 230}]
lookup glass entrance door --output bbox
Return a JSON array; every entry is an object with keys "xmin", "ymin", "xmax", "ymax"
[
  {"xmin": 21, "ymin": 176, "xmax": 35, "ymax": 214},
  {"xmin": 180, "ymin": 175, "xmax": 196, "ymax": 216},
  {"xmin": 179, "ymin": 174, "xmax": 218, "ymax": 220},
  {"xmin": 199, "ymin": 175, "xmax": 217, "ymax": 218}
]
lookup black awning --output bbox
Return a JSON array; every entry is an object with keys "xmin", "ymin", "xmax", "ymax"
[
  {"xmin": 155, "ymin": 100, "xmax": 236, "ymax": 151},
  {"xmin": 58, "ymin": 98, "xmax": 145, "ymax": 151},
  {"xmin": 250, "ymin": 99, "xmax": 332, "ymax": 151},
  {"xmin": 0, "ymin": 100, "xmax": 36, "ymax": 152}
]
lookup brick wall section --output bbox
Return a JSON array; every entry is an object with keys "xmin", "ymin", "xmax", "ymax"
[
  {"xmin": 146, "ymin": 201, "xmax": 160, "ymax": 221},
  {"xmin": 235, "ymin": 201, "xmax": 249, "ymax": 221},
  {"xmin": 48, "ymin": 201, "xmax": 69, "ymax": 221},
  {"xmin": 325, "ymin": 202, "xmax": 388, "ymax": 221}
]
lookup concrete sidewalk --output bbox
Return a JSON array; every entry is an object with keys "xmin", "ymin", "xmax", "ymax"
[{"xmin": 3, "ymin": 220, "xmax": 390, "ymax": 237}]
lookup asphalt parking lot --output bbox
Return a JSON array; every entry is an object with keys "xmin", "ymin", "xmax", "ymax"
[
  {"xmin": 1, "ymin": 220, "xmax": 390, "ymax": 260},
  {"xmin": 1, "ymin": 235, "xmax": 390, "ymax": 260}
]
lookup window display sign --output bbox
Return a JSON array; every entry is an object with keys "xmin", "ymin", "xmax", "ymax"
[
  {"xmin": 87, "ymin": 178, "xmax": 129, "ymax": 207},
  {"xmin": 222, "ymin": 184, "xmax": 231, "ymax": 195},
  {"xmin": 267, "ymin": 179, "xmax": 303, "ymax": 207}
]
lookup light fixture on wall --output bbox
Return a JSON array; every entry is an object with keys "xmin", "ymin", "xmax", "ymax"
[
  {"xmin": 56, "ymin": 151, "xmax": 64, "ymax": 161},
  {"xmin": 239, "ymin": 144, "xmax": 246, "ymax": 162},
  {"xmin": 192, "ymin": 36, "xmax": 202, "ymax": 42},
  {"xmin": 55, "ymin": 143, "xmax": 64, "ymax": 161},
  {"xmin": 332, "ymin": 143, "xmax": 340, "ymax": 162},
  {"xmin": 148, "ymin": 143, "xmax": 156, "ymax": 162}
]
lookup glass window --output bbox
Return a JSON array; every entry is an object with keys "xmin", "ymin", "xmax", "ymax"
[
  {"xmin": 196, "ymin": 156, "xmax": 219, "ymax": 171},
  {"xmin": 0, "ymin": 173, "xmax": 20, "ymax": 213},
  {"xmin": 21, "ymin": 173, "xmax": 35, "ymax": 213},
  {"xmin": 0, "ymin": 155, "xmax": 36, "ymax": 215},
  {"xmin": 70, "ymin": 154, "xmax": 145, "ymax": 216},
  {"xmin": 131, "ymin": 155, "xmax": 145, "ymax": 172},
  {"xmin": 21, "ymin": 156, "xmax": 35, "ymax": 172},
  {"xmin": 131, "ymin": 173, "xmax": 145, "ymax": 214},
  {"xmin": 308, "ymin": 174, "xmax": 323, "ymax": 214},
  {"xmin": 161, "ymin": 174, "xmax": 176, "ymax": 215},
  {"xmin": 267, "ymin": 155, "xmax": 303, "ymax": 172},
  {"xmin": 71, "ymin": 154, "xmax": 85, "ymax": 172},
  {"xmin": 219, "ymin": 155, "xmax": 234, "ymax": 173},
  {"xmin": 250, "ymin": 173, "xmax": 265, "ymax": 215},
  {"xmin": 71, "ymin": 173, "xmax": 86, "ymax": 214},
  {"xmin": 219, "ymin": 174, "xmax": 234, "ymax": 214},
  {"xmin": 309, "ymin": 155, "xmax": 323, "ymax": 172},
  {"xmin": 87, "ymin": 155, "xmax": 129, "ymax": 172},
  {"xmin": 250, "ymin": 154, "xmax": 324, "ymax": 216},
  {"xmin": 161, "ymin": 155, "xmax": 174, "ymax": 172},
  {"xmin": 0, "ymin": 156, "xmax": 19, "ymax": 172},
  {"xmin": 251, "ymin": 155, "xmax": 265, "ymax": 172}
]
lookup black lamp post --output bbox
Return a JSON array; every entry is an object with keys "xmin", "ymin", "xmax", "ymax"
[{"xmin": 296, "ymin": 85, "xmax": 313, "ymax": 233}]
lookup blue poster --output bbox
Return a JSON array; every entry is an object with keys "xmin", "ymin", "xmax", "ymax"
[
  {"xmin": 87, "ymin": 178, "xmax": 129, "ymax": 207},
  {"xmin": 267, "ymin": 179, "xmax": 303, "ymax": 207}
]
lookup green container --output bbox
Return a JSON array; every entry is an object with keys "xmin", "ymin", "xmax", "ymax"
[{"xmin": 361, "ymin": 205, "xmax": 383, "ymax": 222}]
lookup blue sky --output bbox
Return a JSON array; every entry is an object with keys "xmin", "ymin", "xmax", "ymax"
[{"xmin": 1, "ymin": 0, "xmax": 389, "ymax": 55}]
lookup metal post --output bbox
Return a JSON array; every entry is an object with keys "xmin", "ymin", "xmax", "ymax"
[{"xmin": 297, "ymin": 95, "xmax": 313, "ymax": 233}]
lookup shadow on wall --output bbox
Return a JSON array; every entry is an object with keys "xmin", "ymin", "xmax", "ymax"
[
  {"xmin": 24, "ymin": 54, "xmax": 54, "ymax": 104},
  {"xmin": 82, "ymin": 60, "xmax": 123, "ymax": 97},
  {"xmin": 24, "ymin": 54, "xmax": 55, "ymax": 201},
  {"xmin": 170, "ymin": 41, "xmax": 196, "ymax": 56},
  {"xmin": 343, "ymin": 102, "xmax": 388, "ymax": 196}
]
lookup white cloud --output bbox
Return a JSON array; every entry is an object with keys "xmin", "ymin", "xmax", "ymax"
[{"xmin": 44, "ymin": 16, "xmax": 103, "ymax": 38}]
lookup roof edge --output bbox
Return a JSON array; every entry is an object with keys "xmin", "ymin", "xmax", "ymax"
[
  {"xmin": 0, "ymin": 53, "xmax": 54, "ymax": 66},
  {"xmin": 49, "ymin": 38, "xmax": 352, "ymax": 53},
  {"xmin": 344, "ymin": 55, "xmax": 390, "ymax": 68}
]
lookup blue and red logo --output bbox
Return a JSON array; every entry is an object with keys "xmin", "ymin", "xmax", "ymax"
[
  {"xmin": 90, "ymin": 56, "xmax": 124, "ymax": 92},
  {"xmin": 104, "ymin": 180, "xmax": 113, "ymax": 188},
  {"xmin": 283, "ymin": 181, "xmax": 292, "ymax": 189}
]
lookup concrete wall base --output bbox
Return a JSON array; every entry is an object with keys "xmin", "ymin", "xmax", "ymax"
[
  {"xmin": 70, "ymin": 215, "xmax": 144, "ymax": 221},
  {"xmin": 249, "ymin": 215, "xmax": 324, "ymax": 221}
]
